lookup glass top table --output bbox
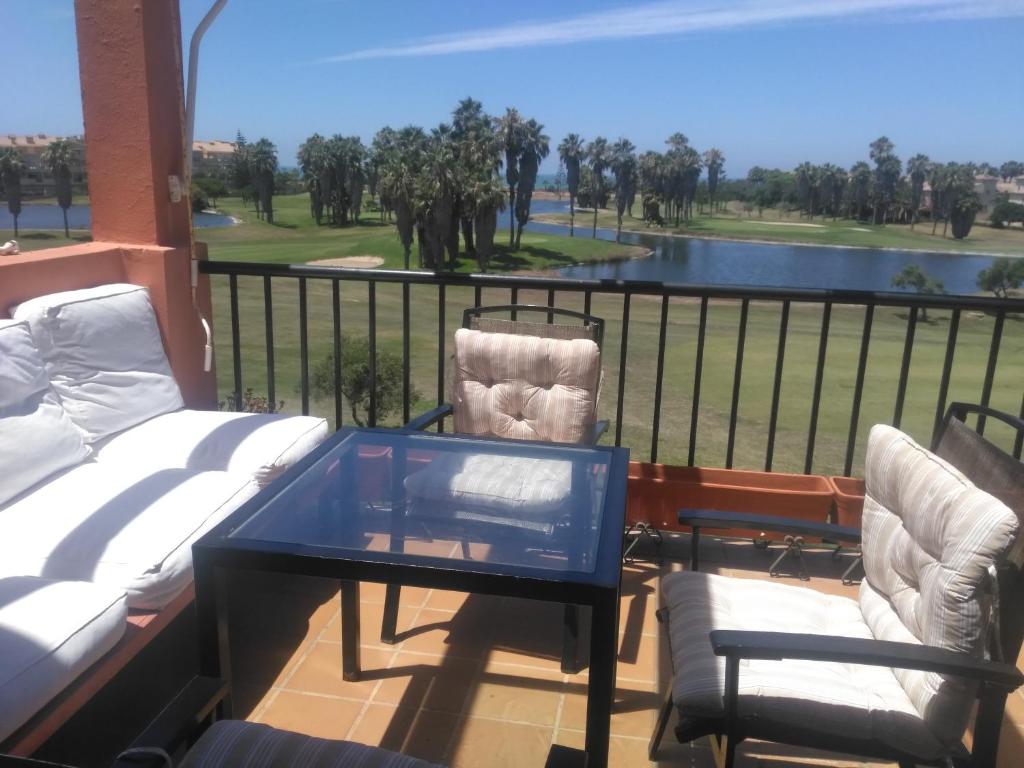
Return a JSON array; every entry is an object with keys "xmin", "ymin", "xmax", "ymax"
[{"xmin": 193, "ymin": 426, "xmax": 629, "ymax": 767}]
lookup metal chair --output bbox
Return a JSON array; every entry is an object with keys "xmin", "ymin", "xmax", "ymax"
[
  {"xmin": 388, "ymin": 305, "xmax": 607, "ymax": 673},
  {"xmin": 649, "ymin": 404, "xmax": 1024, "ymax": 768}
]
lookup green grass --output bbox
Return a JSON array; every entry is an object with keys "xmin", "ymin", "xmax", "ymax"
[
  {"xmin": 6, "ymin": 192, "xmax": 1021, "ymax": 475},
  {"xmin": 538, "ymin": 205, "xmax": 1024, "ymax": 255}
]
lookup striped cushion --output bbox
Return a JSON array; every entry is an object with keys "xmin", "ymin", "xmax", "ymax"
[
  {"xmin": 451, "ymin": 329, "xmax": 600, "ymax": 443},
  {"xmin": 859, "ymin": 425, "xmax": 1019, "ymax": 745},
  {"xmin": 180, "ymin": 720, "xmax": 443, "ymax": 768},
  {"xmin": 663, "ymin": 570, "xmax": 944, "ymax": 759}
]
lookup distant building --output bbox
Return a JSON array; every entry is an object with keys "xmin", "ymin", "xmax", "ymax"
[
  {"xmin": 0, "ymin": 134, "xmax": 235, "ymax": 196},
  {"xmin": 921, "ymin": 174, "xmax": 1024, "ymax": 214},
  {"xmin": 0, "ymin": 133, "xmax": 87, "ymax": 196},
  {"xmin": 191, "ymin": 139, "xmax": 236, "ymax": 177}
]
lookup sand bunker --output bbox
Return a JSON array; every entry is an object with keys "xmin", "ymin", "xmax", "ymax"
[
  {"xmin": 308, "ymin": 256, "xmax": 385, "ymax": 268},
  {"xmin": 744, "ymin": 220, "xmax": 825, "ymax": 228}
]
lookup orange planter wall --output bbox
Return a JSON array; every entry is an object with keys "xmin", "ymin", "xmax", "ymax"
[{"xmin": 626, "ymin": 462, "xmax": 834, "ymax": 540}]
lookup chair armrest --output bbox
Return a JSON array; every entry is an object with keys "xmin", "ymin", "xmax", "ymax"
[
  {"xmin": 679, "ymin": 509, "xmax": 861, "ymax": 543},
  {"xmin": 405, "ymin": 404, "xmax": 453, "ymax": 431},
  {"xmin": 710, "ymin": 630, "xmax": 1024, "ymax": 689},
  {"xmin": 111, "ymin": 676, "xmax": 228, "ymax": 767},
  {"xmin": 583, "ymin": 420, "xmax": 609, "ymax": 445}
]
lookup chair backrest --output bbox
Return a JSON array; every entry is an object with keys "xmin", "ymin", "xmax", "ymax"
[
  {"xmin": 463, "ymin": 305, "xmax": 604, "ymax": 349},
  {"xmin": 451, "ymin": 305, "xmax": 603, "ymax": 444},
  {"xmin": 933, "ymin": 402, "xmax": 1024, "ymax": 664},
  {"xmin": 860, "ymin": 424, "xmax": 1020, "ymax": 746}
]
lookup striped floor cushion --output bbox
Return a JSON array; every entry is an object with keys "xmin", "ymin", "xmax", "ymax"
[{"xmin": 180, "ymin": 721, "xmax": 443, "ymax": 768}]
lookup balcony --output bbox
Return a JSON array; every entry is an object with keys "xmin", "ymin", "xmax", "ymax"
[{"xmin": 2, "ymin": 2, "xmax": 1023, "ymax": 767}]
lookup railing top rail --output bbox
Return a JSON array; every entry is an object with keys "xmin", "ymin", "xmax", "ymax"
[{"xmin": 200, "ymin": 260, "xmax": 1024, "ymax": 311}]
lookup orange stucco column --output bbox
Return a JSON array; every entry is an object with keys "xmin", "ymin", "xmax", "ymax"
[{"xmin": 74, "ymin": 0, "xmax": 192, "ymax": 247}]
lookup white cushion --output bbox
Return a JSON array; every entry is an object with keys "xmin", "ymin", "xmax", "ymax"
[
  {"xmin": 452, "ymin": 328, "xmax": 601, "ymax": 443},
  {"xmin": 0, "ymin": 320, "xmax": 90, "ymax": 507},
  {"xmin": 0, "ymin": 576, "xmax": 126, "ymax": 743},
  {"xmin": 663, "ymin": 570, "xmax": 945, "ymax": 759},
  {"xmin": 0, "ymin": 464, "xmax": 258, "ymax": 609},
  {"xmin": 11, "ymin": 283, "xmax": 184, "ymax": 443},
  {"xmin": 860, "ymin": 425, "xmax": 1019, "ymax": 741},
  {"xmin": 92, "ymin": 409, "xmax": 329, "ymax": 487}
]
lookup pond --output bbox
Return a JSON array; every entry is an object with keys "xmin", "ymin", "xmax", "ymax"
[
  {"xmin": 0, "ymin": 204, "xmax": 236, "ymax": 231},
  {"xmin": 520, "ymin": 199, "xmax": 1003, "ymax": 296}
]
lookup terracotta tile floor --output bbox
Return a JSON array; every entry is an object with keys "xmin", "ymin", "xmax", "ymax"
[{"xmin": 220, "ymin": 533, "xmax": 1013, "ymax": 767}]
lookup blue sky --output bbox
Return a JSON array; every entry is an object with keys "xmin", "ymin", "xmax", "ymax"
[{"xmin": 4, "ymin": 1, "xmax": 1023, "ymax": 176}]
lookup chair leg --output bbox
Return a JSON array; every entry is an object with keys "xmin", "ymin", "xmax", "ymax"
[
  {"xmin": 381, "ymin": 584, "xmax": 401, "ymax": 644},
  {"xmin": 648, "ymin": 684, "xmax": 675, "ymax": 761},
  {"xmin": 561, "ymin": 603, "xmax": 580, "ymax": 674}
]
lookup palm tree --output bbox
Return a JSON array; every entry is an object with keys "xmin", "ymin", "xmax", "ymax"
[
  {"xmin": 380, "ymin": 126, "xmax": 427, "ymax": 268},
  {"xmin": 703, "ymin": 148, "xmax": 725, "ymax": 217},
  {"xmin": 0, "ymin": 149, "xmax": 24, "ymax": 237},
  {"xmin": 41, "ymin": 139, "xmax": 75, "ymax": 237},
  {"xmin": 497, "ymin": 108, "xmax": 524, "ymax": 247},
  {"xmin": 849, "ymin": 161, "xmax": 871, "ymax": 220},
  {"xmin": 451, "ymin": 97, "xmax": 500, "ymax": 259},
  {"xmin": 586, "ymin": 137, "xmax": 610, "ymax": 239},
  {"xmin": 907, "ymin": 153, "xmax": 930, "ymax": 230},
  {"xmin": 557, "ymin": 133, "xmax": 585, "ymax": 237},
  {"xmin": 298, "ymin": 134, "xmax": 328, "ymax": 224},
  {"xmin": 929, "ymin": 164, "xmax": 947, "ymax": 235},
  {"xmin": 468, "ymin": 176, "xmax": 507, "ymax": 272},
  {"xmin": 513, "ymin": 119, "xmax": 549, "ymax": 250},
  {"xmin": 869, "ymin": 136, "xmax": 900, "ymax": 224},
  {"xmin": 611, "ymin": 138, "xmax": 637, "ymax": 243},
  {"xmin": 248, "ymin": 139, "xmax": 278, "ymax": 224}
]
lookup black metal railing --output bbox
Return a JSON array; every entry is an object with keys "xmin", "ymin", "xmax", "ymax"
[{"xmin": 201, "ymin": 260, "xmax": 1024, "ymax": 476}]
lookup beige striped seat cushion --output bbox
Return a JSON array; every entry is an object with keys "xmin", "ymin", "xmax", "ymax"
[
  {"xmin": 451, "ymin": 328, "xmax": 600, "ymax": 443},
  {"xmin": 663, "ymin": 570, "xmax": 945, "ymax": 759},
  {"xmin": 859, "ymin": 424, "xmax": 1019, "ymax": 745},
  {"xmin": 180, "ymin": 720, "xmax": 444, "ymax": 768}
]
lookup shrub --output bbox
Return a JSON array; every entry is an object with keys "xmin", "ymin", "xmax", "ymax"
[
  {"xmin": 312, "ymin": 337, "xmax": 419, "ymax": 426},
  {"xmin": 219, "ymin": 388, "xmax": 284, "ymax": 413}
]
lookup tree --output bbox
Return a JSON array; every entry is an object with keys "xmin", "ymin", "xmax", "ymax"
[
  {"xmin": 469, "ymin": 176, "xmax": 506, "ymax": 272},
  {"xmin": 41, "ymin": 139, "xmax": 75, "ymax": 237},
  {"xmin": 248, "ymin": 138, "xmax": 278, "ymax": 223},
  {"xmin": 230, "ymin": 131, "xmax": 250, "ymax": 196},
  {"xmin": 848, "ymin": 161, "xmax": 871, "ymax": 220},
  {"xmin": 311, "ymin": 337, "xmax": 419, "ymax": 427},
  {"xmin": 998, "ymin": 161, "xmax": 1023, "ymax": 183},
  {"xmin": 891, "ymin": 264, "xmax": 944, "ymax": 319},
  {"xmin": 818, "ymin": 163, "xmax": 846, "ymax": 219},
  {"xmin": 379, "ymin": 126, "xmax": 427, "ymax": 269},
  {"xmin": 194, "ymin": 176, "xmax": 228, "ymax": 208},
  {"xmin": 703, "ymin": 148, "xmax": 724, "ymax": 217},
  {"xmin": 946, "ymin": 164, "xmax": 981, "ymax": 239},
  {"xmin": 0, "ymin": 149, "xmax": 23, "ymax": 237},
  {"xmin": 557, "ymin": 133, "xmax": 585, "ymax": 237},
  {"xmin": 586, "ymin": 137, "xmax": 610, "ymax": 238},
  {"xmin": 451, "ymin": 97, "xmax": 498, "ymax": 260},
  {"xmin": 513, "ymin": 118, "xmax": 549, "ymax": 249},
  {"xmin": 554, "ymin": 162, "xmax": 565, "ymax": 200},
  {"xmin": 906, "ymin": 153, "xmax": 930, "ymax": 229},
  {"xmin": 498, "ymin": 108, "xmax": 525, "ymax": 247},
  {"xmin": 989, "ymin": 201, "xmax": 1024, "ymax": 229},
  {"xmin": 868, "ymin": 137, "xmax": 902, "ymax": 225},
  {"xmin": 611, "ymin": 138, "xmax": 637, "ymax": 243},
  {"xmin": 794, "ymin": 162, "xmax": 820, "ymax": 219},
  {"xmin": 298, "ymin": 133, "xmax": 328, "ymax": 224},
  {"xmin": 977, "ymin": 258, "xmax": 1024, "ymax": 298}
]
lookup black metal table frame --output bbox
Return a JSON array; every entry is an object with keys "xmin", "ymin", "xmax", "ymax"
[{"xmin": 192, "ymin": 427, "xmax": 629, "ymax": 768}]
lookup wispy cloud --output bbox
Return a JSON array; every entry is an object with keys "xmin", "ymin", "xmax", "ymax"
[{"xmin": 316, "ymin": 0, "xmax": 1023, "ymax": 64}]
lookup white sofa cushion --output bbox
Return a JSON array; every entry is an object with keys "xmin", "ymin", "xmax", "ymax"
[
  {"xmin": 0, "ymin": 576, "xmax": 126, "ymax": 743},
  {"xmin": 0, "ymin": 320, "xmax": 90, "ymax": 507},
  {"xmin": 93, "ymin": 410, "xmax": 329, "ymax": 487},
  {"xmin": 860, "ymin": 425, "xmax": 1019, "ymax": 742},
  {"xmin": 11, "ymin": 283, "xmax": 184, "ymax": 443},
  {"xmin": 0, "ymin": 464, "xmax": 259, "ymax": 610},
  {"xmin": 662, "ymin": 570, "xmax": 945, "ymax": 760},
  {"xmin": 452, "ymin": 328, "xmax": 601, "ymax": 443}
]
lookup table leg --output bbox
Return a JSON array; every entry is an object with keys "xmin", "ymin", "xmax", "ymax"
[
  {"xmin": 194, "ymin": 557, "xmax": 232, "ymax": 718},
  {"xmin": 340, "ymin": 580, "xmax": 362, "ymax": 682},
  {"xmin": 585, "ymin": 594, "xmax": 617, "ymax": 768}
]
